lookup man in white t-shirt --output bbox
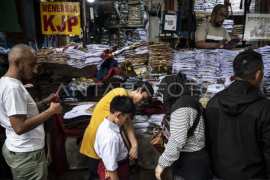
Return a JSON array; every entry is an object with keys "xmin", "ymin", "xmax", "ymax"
[{"xmin": 0, "ymin": 44, "xmax": 62, "ymax": 180}]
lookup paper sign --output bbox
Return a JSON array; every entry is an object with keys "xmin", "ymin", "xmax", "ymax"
[
  {"xmin": 244, "ymin": 13, "xmax": 270, "ymax": 40},
  {"xmin": 40, "ymin": 2, "xmax": 81, "ymax": 35},
  {"xmin": 164, "ymin": 15, "xmax": 177, "ymax": 31}
]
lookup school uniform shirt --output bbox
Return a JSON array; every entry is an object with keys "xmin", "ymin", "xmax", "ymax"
[
  {"xmin": 94, "ymin": 118, "xmax": 128, "ymax": 171},
  {"xmin": 0, "ymin": 77, "xmax": 45, "ymax": 152},
  {"xmin": 195, "ymin": 22, "xmax": 231, "ymax": 46},
  {"xmin": 80, "ymin": 88, "xmax": 128, "ymax": 159}
]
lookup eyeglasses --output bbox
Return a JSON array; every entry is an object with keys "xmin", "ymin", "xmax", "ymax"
[{"xmin": 215, "ymin": 12, "xmax": 229, "ymax": 19}]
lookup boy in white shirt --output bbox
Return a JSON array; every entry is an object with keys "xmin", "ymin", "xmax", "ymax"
[{"xmin": 94, "ymin": 96, "xmax": 136, "ymax": 180}]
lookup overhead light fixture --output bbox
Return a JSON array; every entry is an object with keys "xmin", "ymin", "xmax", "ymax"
[
  {"xmin": 90, "ymin": 7, "xmax": 94, "ymax": 22},
  {"xmin": 87, "ymin": 0, "xmax": 95, "ymax": 2}
]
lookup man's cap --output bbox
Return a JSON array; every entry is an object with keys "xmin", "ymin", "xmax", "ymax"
[
  {"xmin": 213, "ymin": 4, "xmax": 228, "ymax": 13},
  {"xmin": 134, "ymin": 81, "xmax": 154, "ymax": 105},
  {"xmin": 120, "ymin": 60, "xmax": 137, "ymax": 77}
]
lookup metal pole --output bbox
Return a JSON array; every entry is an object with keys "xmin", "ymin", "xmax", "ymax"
[{"xmin": 82, "ymin": 0, "xmax": 87, "ymax": 47}]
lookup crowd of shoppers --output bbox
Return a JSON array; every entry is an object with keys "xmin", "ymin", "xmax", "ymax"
[{"xmin": 1, "ymin": 45, "xmax": 270, "ymax": 180}]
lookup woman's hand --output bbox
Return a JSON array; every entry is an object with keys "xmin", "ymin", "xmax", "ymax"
[{"xmin": 155, "ymin": 164, "xmax": 164, "ymax": 180}]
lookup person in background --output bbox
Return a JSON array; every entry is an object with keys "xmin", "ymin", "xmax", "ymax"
[
  {"xmin": 94, "ymin": 96, "xmax": 136, "ymax": 180},
  {"xmin": 195, "ymin": 4, "xmax": 238, "ymax": 49},
  {"xmin": 0, "ymin": 44, "xmax": 62, "ymax": 180},
  {"xmin": 205, "ymin": 50, "xmax": 270, "ymax": 179},
  {"xmin": 155, "ymin": 74, "xmax": 210, "ymax": 180},
  {"xmin": 27, "ymin": 87, "xmax": 55, "ymax": 165},
  {"xmin": 80, "ymin": 81, "xmax": 154, "ymax": 180}
]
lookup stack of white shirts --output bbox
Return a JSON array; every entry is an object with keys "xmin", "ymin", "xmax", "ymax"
[
  {"xmin": 135, "ymin": 28, "xmax": 149, "ymax": 42},
  {"xmin": 149, "ymin": 114, "xmax": 165, "ymax": 127},
  {"xmin": 218, "ymin": 49, "xmax": 240, "ymax": 79},
  {"xmin": 195, "ymin": 49, "xmax": 220, "ymax": 83},
  {"xmin": 222, "ymin": 19, "xmax": 234, "ymax": 34},
  {"xmin": 194, "ymin": 0, "xmax": 204, "ymax": 13},
  {"xmin": 230, "ymin": 0, "xmax": 244, "ymax": 15},
  {"xmin": 194, "ymin": 0, "xmax": 218, "ymax": 13},
  {"xmin": 86, "ymin": 44, "xmax": 109, "ymax": 70},
  {"xmin": 255, "ymin": 46, "xmax": 270, "ymax": 92},
  {"xmin": 132, "ymin": 115, "xmax": 149, "ymax": 134},
  {"xmin": 135, "ymin": 46, "xmax": 149, "ymax": 55},
  {"xmin": 250, "ymin": 0, "xmax": 256, "ymax": 12},
  {"xmin": 172, "ymin": 50, "xmax": 196, "ymax": 79}
]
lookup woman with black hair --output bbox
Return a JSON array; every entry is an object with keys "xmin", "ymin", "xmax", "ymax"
[{"xmin": 155, "ymin": 74, "xmax": 210, "ymax": 180}]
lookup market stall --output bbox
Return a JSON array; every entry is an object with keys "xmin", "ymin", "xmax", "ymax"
[{"xmin": 0, "ymin": 0, "xmax": 269, "ymax": 179}]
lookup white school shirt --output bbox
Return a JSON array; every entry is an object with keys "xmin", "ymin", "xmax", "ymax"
[
  {"xmin": 0, "ymin": 77, "xmax": 45, "ymax": 152},
  {"xmin": 94, "ymin": 118, "xmax": 128, "ymax": 171}
]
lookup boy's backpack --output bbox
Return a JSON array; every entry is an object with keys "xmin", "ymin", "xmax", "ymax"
[{"xmin": 161, "ymin": 95, "xmax": 204, "ymax": 144}]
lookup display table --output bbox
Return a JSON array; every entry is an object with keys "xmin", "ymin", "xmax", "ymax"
[{"xmin": 65, "ymin": 134, "xmax": 161, "ymax": 170}]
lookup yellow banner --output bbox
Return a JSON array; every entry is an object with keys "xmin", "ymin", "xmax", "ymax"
[{"xmin": 40, "ymin": 2, "xmax": 81, "ymax": 35}]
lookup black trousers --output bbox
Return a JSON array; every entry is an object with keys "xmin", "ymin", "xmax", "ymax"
[
  {"xmin": 88, "ymin": 157, "xmax": 101, "ymax": 180},
  {"xmin": 170, "ymin": 148, "xmax": 210, "ymax": 180}
]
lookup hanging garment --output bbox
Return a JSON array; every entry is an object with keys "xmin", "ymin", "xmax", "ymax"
[
  {"xmin": 0, "ymin": 0, "xmax": 21, "ymax": 32},
  {"xmin": 51, "ymin": 96, "xmax": 69, "ymax": 178},
  {"xmin": 5, "ymin": 0, "xmax": 28, "ymax": 44}
]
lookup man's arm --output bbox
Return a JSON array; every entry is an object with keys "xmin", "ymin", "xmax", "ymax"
[
  {"xmin": 36, "ymin": 93, "xmax": 56, "ymax": 110},
  {"xmin": 46, "ymin": 132, "xmax": 52, "ymax": 165},
  {"xmin": 124, "ymin": 118, "xmax": 138, "ymax": 160},
  {"xmin": 9, "ymin": 102, "xmax": 62, "ymax": 135},
  {"xmin": 195, "ymin": 39, "xmax": 227, "ymax": 49},
  {"xmin": 107, "ymin": 170, "xmax": 119, "ymax": 180}
]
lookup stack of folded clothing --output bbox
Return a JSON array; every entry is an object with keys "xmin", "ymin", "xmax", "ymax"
[
  {"xmin": 148, "ymin": 42, "xmax": 172, "ymax": 70},
  {"xmin": 194, "ymin": 0, "xmax": 204, "ymax": 13},
  {"xmin": 47, "ymin": 53, "xmax": 67, "ymax": 64},
  {"xmin": 135, "ymin": 28, "xmax": 148, "ymax": 42},
  {"xmin": 218, "ymin": 49, "xmax": 241, "ymax": 79},
  {"xmin": 195, "ymin": 49, "xmax": 220, "ymax": 84},
  {"xmin": 132, "ymin": 115, "xmax": 149, "ymax": 134},
  {"xmin": 135, "ymin": 45, "xmax": 148, "ymax": 55},
  {"xmin": 128, "ymin": 4, "xmax": 142, "ymax": 26},
  {"xmin": 250, "ymin": 0, "xmax": 255, "ymax": 12},
  {"xmin": 124, "ymin": 77, "xmax": 142, "ymax": 90},
  {"xmin": 231, "ymin": 25, "xmax": 244, "ymax": 38},
  {"xmin": 86, "ymin": 44, "xmax": 109, "ymax": 70},
  {"xmin": 143, "ymin": 76, "xmax": 160, "ymax": 99},
  {"xmin": 63, "ymin": 77, "xmax": 96, "ymax": 102},
  {"xmin": 230, "ymin": 0, "xmax": 244, "ymax": 15},
  {"xmin": 36, "ymin": 48, "xmax": 53, "ymax": 64},
  {"xmin": 126, "ymin": 54, "xmax": 148, "ymax": 78},
  {"xmin": 120, "ymin": 29, "xmax": 128, "ymax": 47},
  {"xmin": 172, "ymin": 50, "xmax": 196, "ymax": 79},
  {"xmin": 110, "ymin": 34, "xmax": 119, "ymax": 47},
  {"xmin": 222, "ymin": 19, "xmax": 234, "ymax": 35},
  {"xmin": 148, "ymin": 114, "xmax": 165, "ymax": 127},
  {"xmin": 255, "ymin": 46, "xmax": 270, "ymax": 93},
  {"xmin": 35, "ymin": 75, "xmax": 70, "ymax": 99},
  {"xmin": 145, "ymin": 99, "xmax": 167, "ymax": 116},
  {"xmin": 63, "ymin": 104, "xmax": 94, "ymax": 131},
  {"xmin": 118, "ymin": 1, "xmax": 129, "ymax": 25}
]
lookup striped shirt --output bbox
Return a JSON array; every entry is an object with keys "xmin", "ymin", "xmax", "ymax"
[{"xmin": 158, "ymin": 107, "xmax": 206, "ymax": 169}]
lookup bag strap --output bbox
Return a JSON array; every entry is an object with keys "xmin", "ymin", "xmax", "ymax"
[{"xmin": 187, "ymin": 102, "xmax": 202, "ymax": 136}]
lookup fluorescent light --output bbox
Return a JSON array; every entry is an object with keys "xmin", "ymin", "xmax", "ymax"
[{"xmin": 87, "ymin": 0, "xmax": 95, "ymax": 2}]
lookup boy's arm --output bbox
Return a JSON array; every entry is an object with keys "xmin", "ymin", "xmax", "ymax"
[{"xmin": 107, "ymin": 170, "xmax": 119, "ymax": 180}]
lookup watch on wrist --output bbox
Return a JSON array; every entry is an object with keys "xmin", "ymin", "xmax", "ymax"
[{"xmin": 41, "ymin": 99, "xmax": 46, "ymax": 107}]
